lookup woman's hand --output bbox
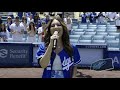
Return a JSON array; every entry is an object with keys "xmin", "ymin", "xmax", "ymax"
[{"xmin": 49, "ymin": 31, "xmax": 59, "ymax": 48}]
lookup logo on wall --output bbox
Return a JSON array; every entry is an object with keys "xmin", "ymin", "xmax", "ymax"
[
  {"xmin": 0, "ymin": 49, "xmax": 8, "ymax": 58},
  {"xmin": 113, "ymin": 56, "xmax": 119, "ymax": 64}
]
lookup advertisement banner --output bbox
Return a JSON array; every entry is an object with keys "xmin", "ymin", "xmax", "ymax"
[
  {"xmin": 107, "ymin": 51, "xmax": 120, "ymax": 69},
  {"xmin": 0, "ymin": 43, "xmax": 33, "ymax": 67}
]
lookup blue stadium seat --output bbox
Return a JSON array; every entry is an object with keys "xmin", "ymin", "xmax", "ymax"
[
  {"xmin": 88, "ymin": 26, "xmax": 97, "ymax": 29},
  {"xmin": 106, "ymin": 29, "xmax": 117, "ymax": 32},
  {"xmin": 96, "ymin": 32, "xmax": 108, "ymax": 36},
  {"xmin": 105, "ymin": 36, "xmax": 116, "ymax": 40},
  {"xmin": 70, "ymin": 39, "xmax": 79, "ymax": 43},
  {"xmin": 72, "ymin": 25, "xmax": 78, "ymax": 29},
  {"xmin": 73, "ymin": 31, "xmax": 85, "ymax": 35},
  {"xmin": 69, "ymin": 35, "xmax": 81, "ymax": 39},
  {"xmin": 107, "ymin": 27, "xmax": 117, "ymax": 30},
  {"xmin": 92, "ymin": 40, "xmax": 106, "ymax": 44},
  {"xmin": 79, "ymin": 40, "xmax": 92, "ymax": 44},
  {"xmin": 88, "ymin": 24, "xmax": 97, "ymax": 27},
  {"xmin": 93, "ymin": 35, "xmax": 104, "ymax": 40},
  {"xmin": 85, "ymin": 32, "xmax": 96, "ymax": 35},
  {"xmin": 108, "ymin": 33, "xmax": 120, "ymax": 38},
  {"xmin": 79, "ymin": 26, "xmax": 87, "ymax": 29},
  {"xmin": 96, "ymin": 29, "xmax": 106, "ymax": 32},
  {"xmin": 80, "ymin": 35, "xmax": 92, "ymax": 40},
  {"xmin": 73, "ymin": 29, "xmax": 84, "ymax": 32},
  {"xmin": 106, "ymin": 40, "xmax": 120, "ymax": 49},
  {"xmin": 97, "ymin": 27, "xmax": 106, "ymax": 29},
  {"xmin": 84, "ymin": 29, "xmax": 95, "ymax": 32},
  {"xmin": 97, "ymin": 25, "xmax": 106, "ymax": 27}
]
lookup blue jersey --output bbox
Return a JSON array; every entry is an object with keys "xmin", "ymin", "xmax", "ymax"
[
  {"xmin": 81, "ymin": 14, "xmax": 87, "ymax": 23},
  {"xmin": 36, "ymin": 43, "xmax": 81, "ymax": 78},
  {"xmin": 89, "ymin": 12, "xmax": 97, "ymax": 23}
]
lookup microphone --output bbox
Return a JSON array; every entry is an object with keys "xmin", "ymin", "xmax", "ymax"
[{"xmin": 53, "ymin": 31, "xmax": 58, "ymax": 49}]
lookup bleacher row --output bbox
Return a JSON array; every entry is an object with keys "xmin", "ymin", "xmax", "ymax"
[{"xmin": 70, "ymin": 23, "xmax": 120, "ymax": 50}]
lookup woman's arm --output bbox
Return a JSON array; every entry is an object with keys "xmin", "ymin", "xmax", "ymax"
[
  {"xmin": 27, "ymin": 28, "xmax": 31, "ymax": 34},
  {"xmin": 39, "ymin": 32, "xmax": 59, "ymax": 68},
  {"xmin": 39, "ymin": 44, "xmax": 53, "ymax": 68},
  {"xmin": 11, "ymin": 29, "xmax": 16, "ymax": 34},
  {"xmin": 72, "ymin": 66, "xmax": 77, "ymax": 78}
]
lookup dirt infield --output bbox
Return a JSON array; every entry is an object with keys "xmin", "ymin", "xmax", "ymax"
[{"xmin": 0, "ymin": 68, "xmax": 120, "ymax": 78}]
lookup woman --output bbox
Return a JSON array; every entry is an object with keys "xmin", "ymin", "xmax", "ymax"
[
  {"xmin": 0, "ymin": 23, "xmax": 9, "ymax": 42},
  {"xmin": 21, "ymin": 16, "xmax": 28, "ymax": 41},
  {"xmin": 27, "ymin": 21, "xmax": 36, "ymax": 43},
  {"xmin": 34, "ymin": 13, "xmax": 42, "ymax": 29},
  {"xmin": 115, "ymin": 12, "xmax": 120, "ymax": 32},
  {"xmin": 36, "ymin": 17, "xmax": 81, "ymax": 78},
  {"xmin": 38, "ymin": 21, "xmax": 46, "ymax": 42},
  {"xmin": 6, "ymin": 16, "xmax": 13, "ymax": 32},
  {"xmin": 64, "ymin": 15, "xmax": 72, "ymax": 34}
]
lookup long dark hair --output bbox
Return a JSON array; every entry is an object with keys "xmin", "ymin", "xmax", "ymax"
[
  {"xmin": 28, "ymin": 22, "xmax": 36, "ymax": 32},
  {"xmin": 1, "ymin": 23, "xmax": 6, "ymax": 32},
  {"xmin": 44, "ymin": 17, "xmax": 73, "ymax": 58},
  {"xmin": 22, "ymin": 16, "xmax": 27, "ymax": 24}
]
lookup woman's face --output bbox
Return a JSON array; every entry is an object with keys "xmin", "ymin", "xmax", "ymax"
[
  {"xmin": 8, "ymin": 18, "xmax": 12, "ymax": 22},
  {"xmin": 30, "ymin": 23, "xmax": 34, "ymax": 27},
  {"xmin": 50, "ymin": 19, "xmax": 63, "ymax": 38}
]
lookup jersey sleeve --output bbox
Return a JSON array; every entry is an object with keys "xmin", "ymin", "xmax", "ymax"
[
  {"xmin": 36, "ymin": 43, "xmax": 46, "ymax": 60},
  {"xmin": 72, "ymin": 45, "xmax": 81, "ymax": 66}
]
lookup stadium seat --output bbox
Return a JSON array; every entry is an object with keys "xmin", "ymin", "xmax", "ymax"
[
  {"xmin": 88, "ymin": 24, "xmax": 97, "ymax": 27},
  {"xmin": 84, "ymin": 29, "xmax": 95, "ymax": 32},
  {"xmin": 107, "ymin": 27, "xmax": 117, "ymax": 30},
  {"xmin": 93, "ymin": 35, "xmax": 104, "ymax": 40},
  {"xmin": 106, "ymin": 40, "xmax": 119, "ymax": 48},
  {"xmin": 108, "ymin": 33, "xmax": 120, "ymax": 38},
  {"xmin": 85, "ymin": 32, "xmax": 96, "ymax": 35},
  {"xmin": 96, "ymin": 32, "xmax": 108, "ymax": 36},
  {"xmin": 97, "ymin": 25, "xmax": 106, "ymax": 27},
  {"xmin": 96, "ymin": 29, "xmax": 106, "ymax": 32},
  {"xmin": 97, "ymin": 27, "xmax": 106, "ymax": 29},
  {"xmin": 73, "ymin": 31, "xmax": 85, "ymax": 35},
  {"xmin": 79, "ymin": 40, "xmax": 92, "ymax": 44},
  {"xmin": 72, "ymin": 25, "xmax": 78, "ymax": 29},
  {"xmin": 69, "ymin": 35, "xmax": 81, "ymax": 39},
  {"xmin": 107, "ymin": 25, "xmax": 116, "ymax": 27},
  {"xmin": 79, "ymin": 26, "xmax": 87, "ymax": 29},
  {"xmin": 92, "ymin": 40, "xmax": 106, "ymax": 44},
  {"xmin": 70, "ymin": 39, "xmax": 79, "ymax": 43},
  {"xmin": 88, "ymin": 26, "xmax": 97, "ymax": 29},
  {"xmin": 80, "ymin": 35, "xmax": 92, "ymax": 40},
  {"xmin": 106, "ymin": 29, "xmax": 117, "ymax": 32},
  {"xmin": 79, "ymin": 24, "xmax": 87, "ymax": 27},
  {"xmin": 73, "ymin": 29, "xmax": 84, "ymax": 32},
  {"xmin": 104, "ymin": 36, "xmax": 116, "ymax": 40}
]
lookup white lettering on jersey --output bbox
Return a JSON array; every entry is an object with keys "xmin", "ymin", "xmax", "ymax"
[{"xmin": 62, "ymin": 57, "xmax": 73, "ymax": 71}]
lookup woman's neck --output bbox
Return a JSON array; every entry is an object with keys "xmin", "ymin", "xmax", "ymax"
[
  {"xmin": 31, "ymin": 26, "xmax": 34, "ymax": 30},
  {"xmin": 57, "ymin": 38, "xmax": 63, "ymax": 47},
  {"xmin": 54, "ymin": 38, "xmax": 63, "ymax": 54}
]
